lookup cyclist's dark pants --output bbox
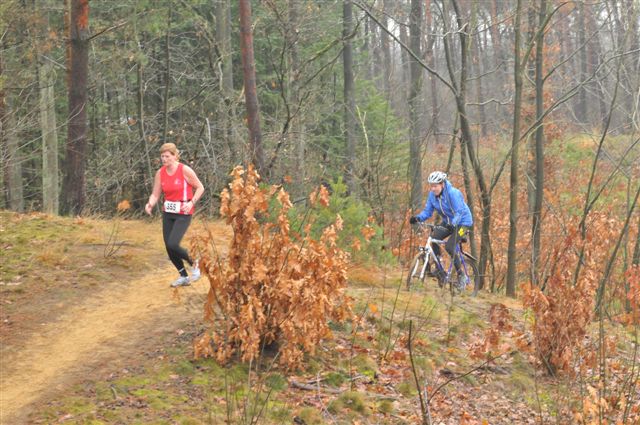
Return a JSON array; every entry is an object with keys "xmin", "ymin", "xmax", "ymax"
[
  {"xmin": 162, "ymin": 212, "xmax": 193, "ymax": 276},
  {"xmin": 431, "ymin": 225, "xmax": 467, "ymax": 274}
]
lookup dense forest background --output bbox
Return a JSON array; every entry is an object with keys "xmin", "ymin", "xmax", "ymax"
[{"xmin": 1, "ymin": 0, "xmax": 639, "ymax": 295}]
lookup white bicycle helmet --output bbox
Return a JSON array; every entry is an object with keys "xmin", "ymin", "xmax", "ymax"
[{"xmin": 427, "ymin": 171, "xmax": 447, "ymax": 184}]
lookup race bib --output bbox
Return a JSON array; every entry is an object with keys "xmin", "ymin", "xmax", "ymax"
[{"xmin": 164, "ymin": 200, "xmax": 182, "ymax": 214}]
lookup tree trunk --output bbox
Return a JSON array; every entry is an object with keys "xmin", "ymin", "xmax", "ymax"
[
  {"xmin": 215, "ymin": 0, "xmax": 237, "ymax": 164},
  {"xmin": 633, "ymin": 211, "xmax": 640, "ymax": 267},
  {"xmin": 586, "ymin": 6, "xmax": 608, "ymax": 130},
  {"xmin": 381, "ymin": 0, "xmax": 392, "ymax": 98},
  {"xmin": 460, "ymin": 136, "xmax": 477, "ymax": 258},
  {"xmin": 575, "ymin": 1, "xmax": 588, "ymax": 123},
  {"xmin": 399, "ymin": 22, "xmax": 411, "ymax": 112},
  {"xmin": 425, "ymin": 0, "xmax": 440, "ymax": 144},
  {"xmin": 408, "ymin": 0, "xmax": 423, "ymax": 210},
  {"xmin": 239, "ymin": 0, "xmax": 265, "ymax": 176},
  {"xmin": 162, "ymin": 8, "xmax": 172, "ymax": 143},
  {"xmin": 506, "ymin": 0, "xmax": 523, "ymax": 298},
  {"xmin": 137, "ymin": 61, "xmax": 153, "ymax": 192},
  {"xmin": 531, "ymin": 0, "xmax": 547, "ymax": 286},
  {"xmin": 623, "ymin": 0, "xmax": 639, "ymax": 125},
  {"xmin": 490, "ymin": 0, "xmax": 507, "ymax": 123},
  {"xmin": 448, "ymin": 0, "xmax": 491, "ymax": 291},
  {"xmin": 61, "ymin": 0, "xmax": 89, "ymax": 215},
  {"xmin": 525, "ymin": 3, "xmax": 537, "ymax": 217},
  {"xmin": 289, "ymin": 0, "xmax": 305, "ymax": 195},
  {"xmin": 39, "ymin": 58, "xmax": 59, "ymax": 215},
  {"xmin": 474, "ymin": 36, "xmax": 487, "ymax": 138},
  {"xmin": 343, "ymin": 0, "xmax": 357, "ymax": 195},
  {"xmin": 1, "ymin": 54, "xmax": 24, "ymax": 212}
]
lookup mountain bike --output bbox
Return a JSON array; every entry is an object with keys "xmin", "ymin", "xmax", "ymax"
[{"xmin": 406, "ymin": 223, "xmax": 479, "ymax": 296}]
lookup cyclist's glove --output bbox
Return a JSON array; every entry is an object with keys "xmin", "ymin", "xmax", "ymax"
[{"xmin": 409, "ymin": 216, "xmax": 418, "ymax": 224}]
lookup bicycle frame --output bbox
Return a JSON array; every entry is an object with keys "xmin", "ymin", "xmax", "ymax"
[{"xmin": 413, "ymin": 225, "xmax": 471, "ymax": 285}]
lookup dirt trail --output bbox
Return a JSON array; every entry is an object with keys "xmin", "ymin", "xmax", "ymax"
[{"xmin": 0, "ymin": 263, "xmax": 212, "ymax": 424}]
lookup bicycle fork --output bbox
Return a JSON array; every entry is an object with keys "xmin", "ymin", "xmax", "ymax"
[{"xmin": 416, "ymin": 247, "xmax": 430, "ymax": 280}]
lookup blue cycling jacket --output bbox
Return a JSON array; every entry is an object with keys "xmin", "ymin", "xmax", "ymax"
[{"xmin": 415, "ymin": 180, "xmax": 473, "ymax": 227}]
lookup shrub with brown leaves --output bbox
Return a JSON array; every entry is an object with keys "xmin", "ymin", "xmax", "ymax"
[
  {"xmin": 192, "ymin": 165, "xmax": 353, "ymax": 368},
  {"xmin": 470, "ymin": 303, "xmax": 516, "ymax": 360},
  {"xmin": 521, "ymin": 215, "xmax": 618, "ymax": 375}
]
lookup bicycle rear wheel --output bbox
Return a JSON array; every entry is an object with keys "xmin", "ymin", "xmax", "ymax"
[
  {"xmin": 406, "ymin": 252, "xmax": 426, "ymax": 290},
  {"xmin": 461, "ymin": 253, "xmax": 479, "ymax": 295}
]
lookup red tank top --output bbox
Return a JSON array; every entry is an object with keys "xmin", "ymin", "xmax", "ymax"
[{"xmin": 160, "ymin": 163, "xmax": 194, "ymax": 214}]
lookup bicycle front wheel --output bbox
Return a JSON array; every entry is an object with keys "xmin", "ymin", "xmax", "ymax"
[{"xmin": 406, "ymin": 252, "xmax": 425, "ymax": 290}]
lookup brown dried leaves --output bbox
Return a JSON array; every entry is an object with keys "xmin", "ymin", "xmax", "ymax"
[{"xmin": 193, "ymin": 165, "xmax": 353, "ymax": 369}]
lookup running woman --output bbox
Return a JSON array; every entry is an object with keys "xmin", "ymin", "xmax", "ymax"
[{"xmin": 145, "ymin": 143, "xmax": 205, "ymax": 287}]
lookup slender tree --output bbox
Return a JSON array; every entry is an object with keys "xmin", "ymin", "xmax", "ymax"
[
  {"xmin": 239, "ymin": 0, "xmax": 265, "ymax": 176},
  {"xmin": 531, "ymin": 0, "xmax": 547, "ymax": 286},
  {"xmin": 39, "ymin": 58, "xmax": 59, "ymax": 215},
  {"xmin": 288, "ymin": 0, "xmax": 305, "ymax": 195},
  {"xmin": 408, "ymin": 0, "xmax": 423, "ymax": 210},
  {"xmin": 1, "ymin": 59, "xmax": 24, "ymax": 212},
  {"xmin": 215, "ymin": 0, "xmax": 237, "ymax": 163},
  {"xmin": 506, "ymin": 0, "xmax": 524, "ymax": 297},
  {"xmin": 61, "ymin": 0, "xmax": 90, "ymax": 215},
  {"xmin": 575, "ymin": 1, "xmax": 588, "ymax": 123},
  {"xmin": 343, "ymin": 0, "xmax": 357, "ymax": 195}
]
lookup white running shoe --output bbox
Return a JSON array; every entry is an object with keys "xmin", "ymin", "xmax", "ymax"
[
  {"xmin": 190, "ymin": 260, "xmax": 201, "ymax": 283},
  {"xmin": 171, "ymin": 275, "xmax": 191, "ymax": 287}
]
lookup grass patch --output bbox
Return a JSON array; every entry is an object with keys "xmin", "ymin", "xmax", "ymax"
[
  {"xmin": 295, "ymin": 407, "xmax": 324, "ymax": 424},
  {"xmin": 349, "ymin": 353, "xmax": 378, "ymax": 379},
  {"xmin": 327, "ymin": 391, "xmax": 369, "ymax": 415},
  {"xmin": 324, "ymin": 371, "xmax": 347, "ymax": 387}
]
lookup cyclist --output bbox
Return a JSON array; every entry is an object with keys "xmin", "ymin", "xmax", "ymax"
[
  {"xmin": 145, "ymin": 143, "xmax": 205, "ymax": 287},
  {"xmin": 409, "ymin": 171, "xmax": 473, "ymax": 288}
]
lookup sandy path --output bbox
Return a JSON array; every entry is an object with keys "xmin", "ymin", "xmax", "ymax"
[{"xmin": 0, "ymin": 265, "xmax": 212, "ymax": 424}]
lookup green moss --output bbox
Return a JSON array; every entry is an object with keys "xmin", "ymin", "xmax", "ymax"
[
  {"xmin": 304, "ymin": 358, "xmax": 322, "ymax": 375},
  {"xmin": 173, "ymin": 416, "xmax": 204, "ymax": 425},
  {"xmin": 462, "ymin": 373, "xmax": 479, "ymax": 386},
  {"xmin": 377, "ymin": 399, "xmax": 394, "ymax": 414},
  {"xmin": 60, "ymin": 396, "xmax": 96, "ymax": 416},
  {"xmin": 98, "ymin": 409, "xmax": 122, "ymax": 423},
  {"xmin": 130, "ymin": 388, "xmax": 188, "ymax": 411},
  {"xmin": 153, "ymin": 364, "xmax": 174, "ymax": 382},
  {"xmin": 295, "ymin": 407, "xmax": 324, "ymax": 424},
  {"xmin": 265, "ymin": 373, "xmax": 287, "ymax": 391},
  {"xmin": 94, "ymin": 382, "xmax": 115, "ymax": 402},
  {"xmin": 227, "ymin": 363, "xmax": 249, "ymax": 381},
  {"xmin": 413, "ymin": 356, "xmax": 435, "ymax": 375},
  {"xmin": 350, "ymin": 354, "xmax": 378, "ymax": 380},
  {"xmin": 508, "ymin": 370, "xmax": 534, "ymax": 393},
  {"xmin": 397, "ymin": 380, "xmax": 417, "ymax": 397},
  {"xmin": 328, "ymin": 391, "xmax": 368, "ymax": 415},
  {"xmin": 268, "ymin": 404, "xmax": 292, "ymax": 422},
  {"xmin": 174, "ymin": 360, "xmax": 196, "ymax": 376},
  {"xmin": 113, "ymin": 375, "xmax": 151, "ymax": 391},
  {"xmin": 191, "ymin": 374, "xmax": 209, "ymax": 386},
  {"xmin": 324, "ymin": 371, "xmax": 346, "ymax": 387}
]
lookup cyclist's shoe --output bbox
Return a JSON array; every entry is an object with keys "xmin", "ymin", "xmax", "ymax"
[
  {"xmin": 190, "ymin": 260, "xmax": 201, "ymax": 283},
  {"xmin": 171, "ymin": 275, "xmax": 191, "ymax": 288},
  {"xmin": 456, "ymin": 274, "xmax": 470, "ymax": 291}
]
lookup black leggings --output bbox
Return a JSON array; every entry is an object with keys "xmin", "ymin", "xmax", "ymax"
[
  {"xmin": 431, "ymin": 225, "xmax": 466, "ymax": 273},
  {"xmin": 162, "ymin": 212, "xmax": 193, "ymax": 276}
]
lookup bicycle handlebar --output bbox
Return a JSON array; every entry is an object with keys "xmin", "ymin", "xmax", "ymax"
[{"xmin": 419, "ymin": 223, "xmax": 448, "ymax": 231}]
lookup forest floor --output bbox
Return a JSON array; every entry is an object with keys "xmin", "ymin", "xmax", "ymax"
[{"xmin": 0, "ymin": 211, "xmax": 572, "ymax": 424}]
